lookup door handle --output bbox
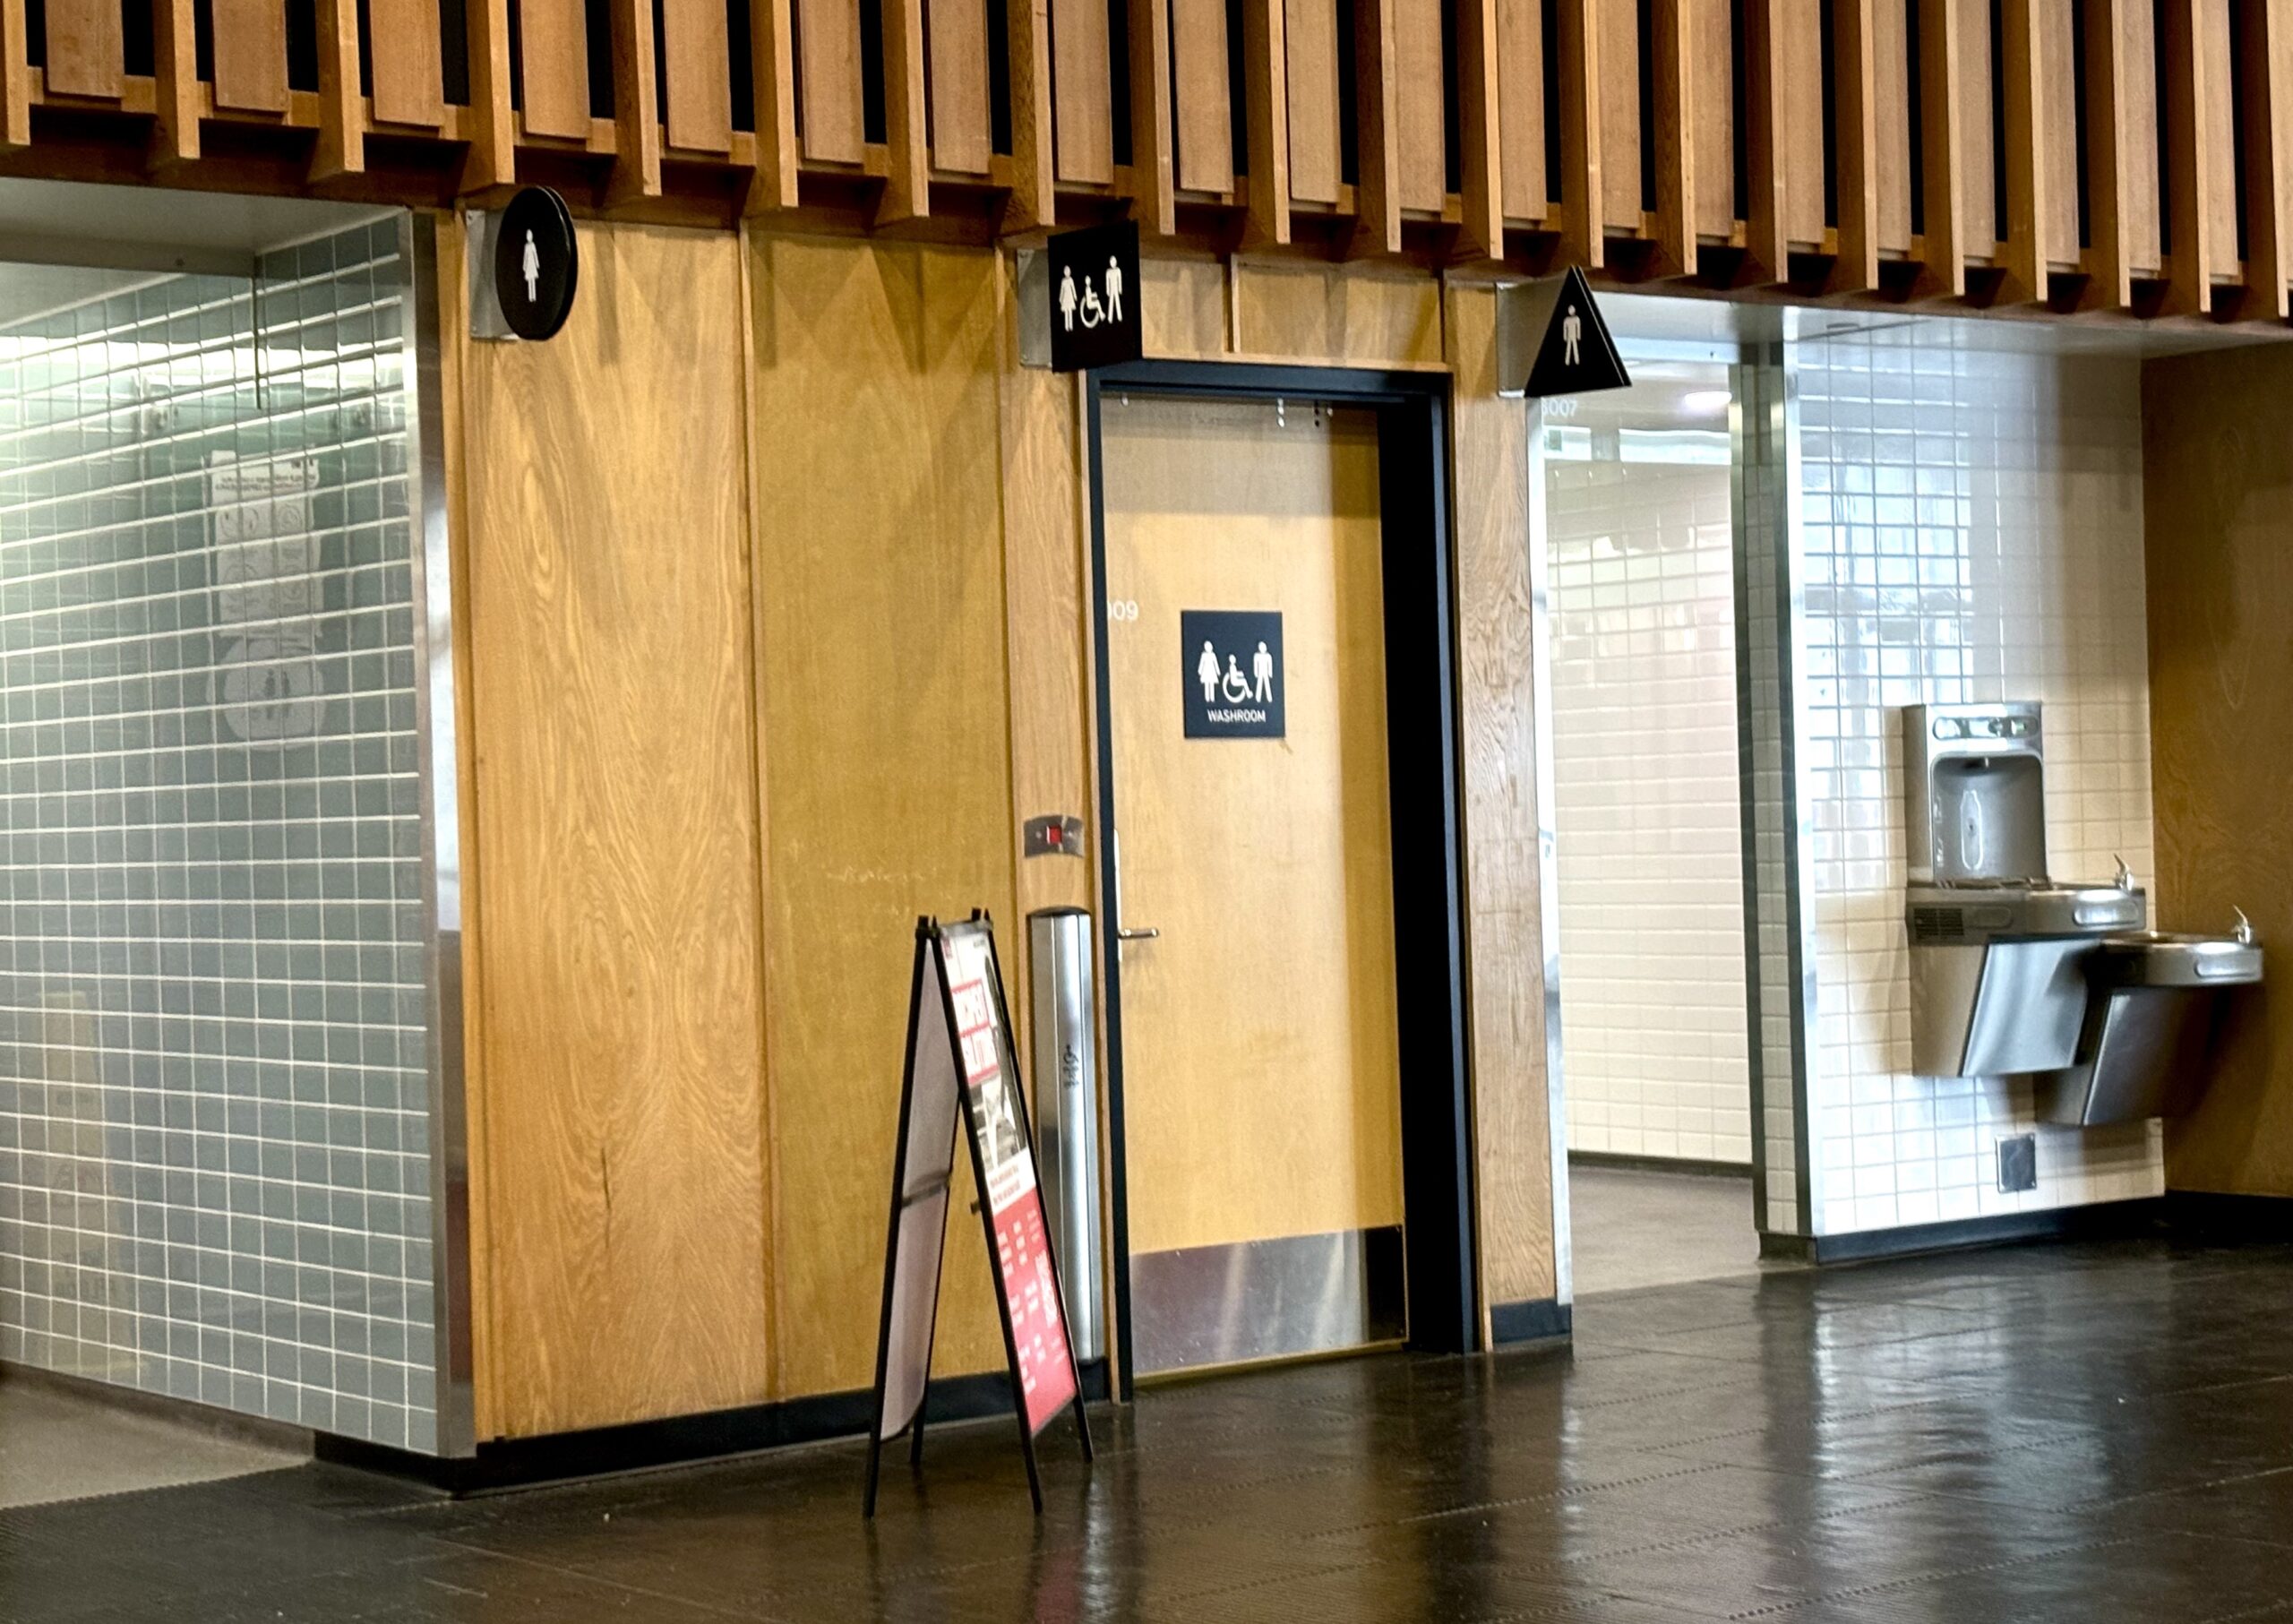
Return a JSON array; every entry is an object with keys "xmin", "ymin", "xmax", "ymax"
[{"xmin": 1115, "ymin": 926, "xmax": 1161, "ymax": 941}]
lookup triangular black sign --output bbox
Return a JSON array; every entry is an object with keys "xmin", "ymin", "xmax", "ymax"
[{"xmin": 1496, "ymin": 266, "xmax": 1630, "ymax": 399}]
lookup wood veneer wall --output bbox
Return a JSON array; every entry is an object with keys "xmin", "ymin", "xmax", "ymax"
[
  {"xmin": 2143, "ymin": 343, "xmax": 2293, "ymax": 1199},
  {"xmin": 1447, "ymin": 283, "xmax": 1556, "ymax": 1312},
  {"xmin": 454, "ymin": 228, "xmax": 1563, "ymax": 1437},
  {"xmin": 745, "ymin": 236, "xmax": 1020, "ymax": 1399},
  {"xmin": 454, "ymin": 220, "xmax": 772, "ymax": 1439}
]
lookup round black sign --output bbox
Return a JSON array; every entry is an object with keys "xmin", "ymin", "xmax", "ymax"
[{"xmin": 493, "ymin": 186, "xmax": 579, "ymax": 342}]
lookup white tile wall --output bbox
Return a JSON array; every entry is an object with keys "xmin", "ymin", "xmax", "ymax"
[
  {"xmin": 1795, "ymin": 331, "xmax": 2164, "ymax": 1236},
  {"xmin": 1547, "ymin": 454, "xmax": 1751, "ymax": 1164}
]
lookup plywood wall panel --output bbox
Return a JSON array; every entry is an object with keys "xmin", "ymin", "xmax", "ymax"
[
  {"xmin": 40, "ymin": 0, "xmax": 121, "ymax": 96},
  {"xmin": 1599, "ymin": 0, "xmax": 1640, "ymax": 229},
  {"xmin": 1009, "ymin": 0, "xmax": 1056, "ymax": 223},
  {"xmin": 928, "ymin": 0, "xmax": 994, "ymax": 172},
  {"xmin": 1052, "ymin": 0, "xmax": 1116, "ymax": 182},
  {"xmin": 1396, "ymin": 0, "xmax": 1447, "ymax": 210},
  {"xmin": 1461, "ymin": 0, "xmax": 1515, "ymax": 253},
  {"xmin": 2145, "ymin": 344, "xmax": 2293, "ymax": 1199},
  {"xmin": 2241, "ymin": 0, "xmax": 2293, "ymax": 316},
  {"xmin": 1874, "ymin": 0, "xmax": 1913, "ymax": 253},
  {"xmin": 1288, "ymin": 0, "xmax": 1344, "ymax": 204},
  {"xmin": 2081, "ymin": 0, "xmax": 2130, "ymax": 304},
  {"xmin": 1444, "ymin": 283, "xmax": 1555, "ymax": 1314},
  {"xmin": 2200, "ymin": 0, "xmax": 2236, "ymax": 279},
  {"xmin": 1498, "ymin": 0, "xmax": 1548, "ymax": 220},
  {"xmin": 880, "ymin": 0, "xmax": 929, "ymax": 218},
  {"xmin": 2123, "ymin": 3, "xmax": 2162, "ymax": 274},
  {"xmin": 463, "ymin": 223, "xmax": 769, "ymax": 1439},
  {"xmin": 467, "ymin": 0, "xmax": 519, "ymax": 188},
  {"xmin": 1691, "ymin": 0, "xmax": 1732, "ymax": 239},
  {"xmin": 1834, "ymin": 0, "xmax": 1880, "ymax": 286},
  {"xmin": 2040, "ymin": 0, "xmax": 2078, "ymax": 263},
  {"xmin": 1241, "ymin": 0, "xmax": 1294, "ymax": 242},
  {"xmin": 996, "ymin": 346, "xmax": 1092, "ymax": 1069},
  {"xmin": 1914, "ymin": 0, "xmax": 1966, "ymax": 289},
  {"xmin": 1141, "ymin": 257, "xmax": 1231, "ymax": 356},
  {"xmin": 660, "ymin": 0, "xmax": 734, "ymax": 150},
  {"xmin": 370, "ymin": 0, "xmax": 446, "ymax": 126},
  {"xmin": 749, "ymin": 238, "xmax": 1017, "ymax": 1400},
  {"xmin": 1960, "ymin": 0, "xmax": 1997, "ymax": 251},
  {"xmin": 2160, "ymin": 0, "xmax": 2221, "ymax": 306},
  {"xmin": 1233, "ymin": 261, "xmax": 1442, "ymax": 363},
  {"xmin": 152, "ymin": 0, "xmax": 197, "ymax": 163},
  {"xmin": 519, "ymin": 0, "xmax": 592, "ymax": 140},
  {"xmin": 605, "ymin": 0, "xmax": 665, "ymax": 200},
  {"xmin": 1782, "ymin": 0, "xmax": 1825, "ymax": 245},
  {"xmin": 797, "ymin": 0, "xmax": 865, "ymax": 160},
  {"xmin": 1354, "ymin": 0, "xmax": 1403, "ymax": 248},
  {"xmin": 1173, "ymin": 0, "xmax": 1235, "ymax": 190},
  {"xmin": 210, "ymin": 0, "xmax": 288, "ymax": 113}
]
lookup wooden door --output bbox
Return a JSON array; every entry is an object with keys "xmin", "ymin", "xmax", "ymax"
[{"xmin": 1100, "ymin": 393, "xmax": 1405, "ymax": 1376}]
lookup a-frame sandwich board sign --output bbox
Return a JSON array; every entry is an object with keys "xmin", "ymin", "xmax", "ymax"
[{"xmin": 864, "ymin": 913, "xmax": 1094, "ymax": 1515}]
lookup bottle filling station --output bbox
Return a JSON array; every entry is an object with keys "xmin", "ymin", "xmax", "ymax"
[{"xmin": 1902, "ymin": 702, "xmax": 2262, "ymax": 1122}]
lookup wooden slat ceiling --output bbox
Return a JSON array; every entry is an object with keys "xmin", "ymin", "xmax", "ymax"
[{"xmin": 0, "ymin": 0, "xmax": 2285, "ymax": 323}]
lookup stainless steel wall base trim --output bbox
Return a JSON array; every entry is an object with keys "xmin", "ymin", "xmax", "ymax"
[{"xmin": 1128, "ymin": 1226, "xmax": 1405, "ymax": 1378}]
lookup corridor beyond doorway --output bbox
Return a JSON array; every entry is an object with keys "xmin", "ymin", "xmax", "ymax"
[
  {"xmin": 1568, "ymin": 1163, "xmax": 1764, "ymax": 1295},
  {"xmin": 0, "ymin": 1374, "xmax": 302, "ymax": 1509}
]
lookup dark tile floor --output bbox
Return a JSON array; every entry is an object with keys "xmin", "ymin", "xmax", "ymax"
[{"xmin": 12, "ymin": 1234, "xmax": 2293, "ymax": 1623}]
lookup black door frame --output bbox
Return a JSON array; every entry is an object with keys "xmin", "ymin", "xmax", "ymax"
[{"xmin": 1085, "ymin": 359, "xmax": 1478, "ymax": 1395}]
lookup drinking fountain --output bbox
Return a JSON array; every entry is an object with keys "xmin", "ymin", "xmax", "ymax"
[
  {"xmin": 2039, "ymin": 916, "xmax": 2264, "ymax": 1125},
  {"xmin": 1902, "ymin": 701, "xmax": 2263, "ymax": 1119},
  {"xmin": 1903, "ymin": 702, "xmax": 2146, "ymax": 1078}
]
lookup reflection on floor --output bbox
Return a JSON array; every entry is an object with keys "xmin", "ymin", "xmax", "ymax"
[
  {"xmin": 1568, "ymin": 1160, "xmax": 1764, "ymax": 1295},
  {"xmin": 0, "ymin": 1375, "xmax": 305, "ymax": 1510},
  {"xmin": 8, "ymin": 1237, "xmax": 2293, "ymax": 1621}
]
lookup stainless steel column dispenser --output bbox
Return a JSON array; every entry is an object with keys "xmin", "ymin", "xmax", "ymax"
[
  {"xmin": 1027, "ymin": 907, "xmax": 1103, "ymax": 1362},
  {"xmin": 1903, "ymin": 702, "xmax": 2146, "ymax": 1078}
]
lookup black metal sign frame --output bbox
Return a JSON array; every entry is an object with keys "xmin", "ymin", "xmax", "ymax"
[{"xmin": 863, "ymin": 913, "xmax": 1094, "ymax": 1516}]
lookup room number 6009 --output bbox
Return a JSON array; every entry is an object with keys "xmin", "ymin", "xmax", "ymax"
[{"xmin": 1108, "ymin": 599, "xmax": 1140, "ymax": 622}]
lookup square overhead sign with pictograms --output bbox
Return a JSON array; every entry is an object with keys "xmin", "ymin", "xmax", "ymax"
[
  {"xmin": 1046, "ymin": 220, "xmax": 1143, "ymax": 373},
  {"xmin": 1182, "ymin": 610, "xmax": 1284, "ymax": 739}
]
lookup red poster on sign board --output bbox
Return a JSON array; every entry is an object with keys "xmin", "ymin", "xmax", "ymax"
[{"xmin": 941, "ymin": 929, "xmax": 1078, "ymax": 1435}]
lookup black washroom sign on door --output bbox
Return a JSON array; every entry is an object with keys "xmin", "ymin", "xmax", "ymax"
[{"xmin": 1181, "ymin": 609, "xmax": 1284, "ymax": 740}]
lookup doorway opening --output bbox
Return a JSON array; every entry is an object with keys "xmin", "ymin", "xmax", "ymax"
[
  {"xmin": 1086, "ymin": 364, "xmax": 1472, "ymax": 1391},
  {"xmin": 0, "ymin": 182, "xmax": 451, "ymax": 1502},
  {"xmin": 1538, "ymin": 353, "xmax": 1765, "ymax": 1298}
]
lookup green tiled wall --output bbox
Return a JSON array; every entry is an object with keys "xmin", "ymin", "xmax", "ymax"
[{"xmin": 0, "ymin": 219, "xmax": 439, "ymax": 1452}]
